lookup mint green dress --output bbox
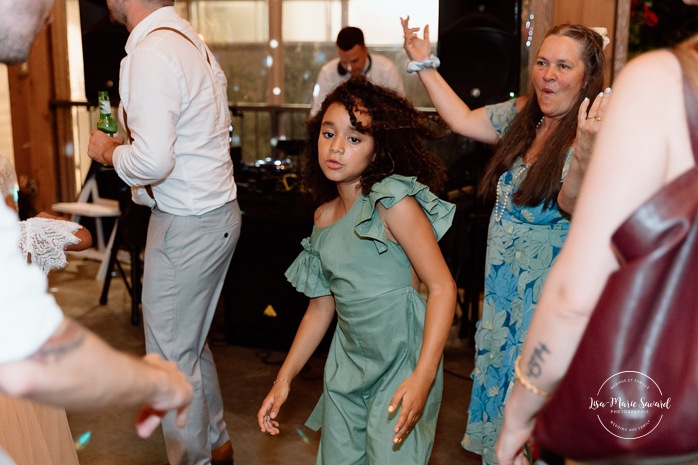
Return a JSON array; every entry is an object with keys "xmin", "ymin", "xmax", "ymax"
[{"xmin": 285, "ymin": 175, "xmax": 455, "ymax": 465}]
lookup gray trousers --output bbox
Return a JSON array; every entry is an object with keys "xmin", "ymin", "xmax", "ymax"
[{"xmin": 142, "ymin": 200, "xmax": 241, "ymax": 465}]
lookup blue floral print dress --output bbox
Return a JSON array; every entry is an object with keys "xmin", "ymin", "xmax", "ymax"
[{"xmin": 461, "ymin": 100, "xmax": 572, "ymax": 464}]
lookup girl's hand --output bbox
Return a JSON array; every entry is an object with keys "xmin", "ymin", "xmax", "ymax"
[
  {"xmin": 400, "ymin": 16, "xmax": 431, "ymax": 62},
  {"xmin": 256, "ymin": 380, "xmax": 291, "ymax": 435},
  {"xmin": 387, "ymin": 371, "xmax": 432, "ymax": 444}
]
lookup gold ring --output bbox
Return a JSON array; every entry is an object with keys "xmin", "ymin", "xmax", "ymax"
[{"xmin": 594, "ymin": 116, "xmax": 602, "ymax": 122}]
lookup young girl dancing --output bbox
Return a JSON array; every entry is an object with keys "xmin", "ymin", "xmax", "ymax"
[{"xmin": 256, "ymin": 77, "xmax": 457, "ymax": 464}]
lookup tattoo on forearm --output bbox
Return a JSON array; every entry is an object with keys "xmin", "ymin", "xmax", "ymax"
[
  {"xmin": 526, "ymin": 342, "xmax": 550, "ymax": 379},
  {"xmin": 31, "ymin": 320, "xmax": 86, "ymax": 364}
]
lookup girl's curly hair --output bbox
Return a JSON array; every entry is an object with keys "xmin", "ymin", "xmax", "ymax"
[{"xmin": 303, "ymin": 77, "xmax": 447, "ymax": 205}]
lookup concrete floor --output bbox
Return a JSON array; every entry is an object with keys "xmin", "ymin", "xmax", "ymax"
[{"xmin": 50, "ymin": 258, "xmax": 482, "ymax": 465}]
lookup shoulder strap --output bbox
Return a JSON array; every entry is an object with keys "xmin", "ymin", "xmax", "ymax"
[
  {"xmin": 683, "ymin": 69, "xmax": 698, "ymax": 162},
  {"xmin": 123, "ymin": 26, "xmax": 213, "ymax": 138},
  {"xmin": 149, "ymin": 26, "xmax": 211, "ymax": 65},
  {"xmin": 677, "ymin": 43, "xmax": 698, "ymax": 162}
]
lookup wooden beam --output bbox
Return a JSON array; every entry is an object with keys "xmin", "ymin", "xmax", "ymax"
[
  {"xmin": 553, "ymin": 0, "xmax": 618, "ymax": 86},
  {"xmin": 7, "ymin": 29, "xmax": 58, "ymax": 214},
  {"xmin": 7, "ymin": 0, "xmax": 73, "ymax": 213}
]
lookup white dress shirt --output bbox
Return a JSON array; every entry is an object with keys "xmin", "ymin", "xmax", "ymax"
[
  {"xmin": 310, "ymin": 53, "xmax": 405, "ymax": 116},
  {"xmin": 0, "ymin": 203, "xmax": 63, "ymax": 364},
  {"xmin": 112, "ymin": 6, "xmax": 236, "ymax": 216}
]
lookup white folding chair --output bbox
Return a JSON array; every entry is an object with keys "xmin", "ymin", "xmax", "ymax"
[{"xmin": 52, "ymin": 174, "xmax": 121, "ymax": 280}]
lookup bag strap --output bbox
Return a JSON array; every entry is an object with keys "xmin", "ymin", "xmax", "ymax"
[
  {"xmin": 677, "ymin": 44, "xmax": 698, "ymax": 162},
  {"xmin": 149, "ymin": 26, "xmax": 211, "ymax": 65},
  {"xmin": 121, "ymin": 26, "xmax": 212, "ymax": 201},
  {"xmin": 122, "ymin": 26, "xmax": 212, "ymax": 141}
]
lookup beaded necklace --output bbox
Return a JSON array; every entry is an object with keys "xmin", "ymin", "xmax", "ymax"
[
  {"xmin": 493, "ymin": 116, "xmax": 544, "ymax": 222},
  {"xmin": 493, "ymin": 162, "xmax": 531, "ymax": 222}
]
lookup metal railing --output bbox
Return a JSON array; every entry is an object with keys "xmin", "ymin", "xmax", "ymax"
[{"xmin": 50, "ymin": 99, "xmax": 453, "ymax": 201}]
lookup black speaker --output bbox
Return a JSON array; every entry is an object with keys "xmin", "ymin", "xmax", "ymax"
[
  {"xmin": 79, "ymin": 0, "xmax": 128, "ymax": 103},
  {"xmin": 222, "ymin": 191, "xmax": 319, "ymax": 352},
  {"xmin": 438, "ymin": 0, "xmax": 522, "ymax": 108}
]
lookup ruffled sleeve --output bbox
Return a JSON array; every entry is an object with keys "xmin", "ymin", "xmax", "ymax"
[
  {"xmin": 284, "ymin": 237, "xmax": 331, "ymax": 297},
  {"xmin": 354, "ymin": 174, "xmax": 455, "ymax": 253},
  {"xmin": 486, "ymin": 98, "xmax": 518, "ymax": 139}
]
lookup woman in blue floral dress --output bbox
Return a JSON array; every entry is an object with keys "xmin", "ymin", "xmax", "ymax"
[{"xmin": 402, "ymin": 20, "xmax": 610, "ymax": 464}]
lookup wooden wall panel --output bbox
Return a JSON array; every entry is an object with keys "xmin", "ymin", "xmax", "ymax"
[
  {"xmin": 554, "ymin": 0, "xmax": 617, "ymax": 85},
  {"xmin": 7, "ymin": 30, "xmax": 58, "ymax": 214},
  {"xmin": 523, "ymin": 0, "xmax": 629, "ymax": 89},
  {"xmin": 7, "ymin": 0, "xmax": 72, "ymax": 212}
]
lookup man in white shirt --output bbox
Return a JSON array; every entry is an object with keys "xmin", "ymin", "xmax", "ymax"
[
  {"xmin": 0, "ymin": 0, "xmax": 193, "ymax": 457},
  {"xmin": 88, "ymin": 1, "xmax": 240, "ymax": 464},
  {"xmin": 310, "ymin": 26, "xmax": 405, "ymax": 116}
]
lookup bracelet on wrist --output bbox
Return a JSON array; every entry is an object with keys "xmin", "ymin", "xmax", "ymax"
[
  {"xmin": 514, "ymin": 356, "xmax": 550, "ymax": 397},
  {"xmin": 273, "ymin": 378, "xmax": 291, "ymax": 390},
  {"xmin": 406, "ymin": 54, "xmax": 441, "ymax": 73}
]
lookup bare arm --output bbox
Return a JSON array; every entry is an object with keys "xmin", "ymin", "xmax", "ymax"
[
  {"xmin": 496, "ymin": 49, "xmax": 695, "ymax": 464},
  {"xmin": 257, "ymin": 294, "xmax": 336, "ymax": 435},
  {"xmin": 382, "ymin": 196, "xmax": 457, "ymax": 444},
  {"xmin": 0, "ymin": 318, "xmax": 193, "ymax": 438},
  {"xmin": 558, "ymin": 88, "xmax": 612, "ymax": 215},
  {"xmin": 401, "ymin": 17, "xmax": 499, "ymax": 144}
]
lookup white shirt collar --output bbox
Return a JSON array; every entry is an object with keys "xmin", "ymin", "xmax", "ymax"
[{"xmin": 125, "ymin": 6, "xmax": 179, "ymax": 54}]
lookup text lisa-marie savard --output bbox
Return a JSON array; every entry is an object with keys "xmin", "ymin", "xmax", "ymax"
[{"xmin": 589, "ymin": 397, "xmax": 672, "ymax": 410}]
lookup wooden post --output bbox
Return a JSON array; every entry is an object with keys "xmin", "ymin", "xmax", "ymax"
[
  {"xmin": 7, "ymin": 0, "xmax": 73, "ymax": 212},
  {"xmin": 553, "ymin": 0, "xmax": 617, "ymax": 86},
  {"xmin": 7, "ymin": 28, "xmax": 58, "ymax": 214},
  {"xmin": 523, "ymin": 0, "xmax": 628, "ymax": 89}
]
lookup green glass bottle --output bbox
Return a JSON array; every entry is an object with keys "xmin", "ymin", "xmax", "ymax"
[{"xmin": 96, "ymin": 90, "xmax": 117, "ymax": 136}]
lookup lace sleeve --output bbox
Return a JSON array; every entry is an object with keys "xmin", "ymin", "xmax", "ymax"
[{"xmin": 18, "ymin": 218, "xmax": 82, "ymax": 275}]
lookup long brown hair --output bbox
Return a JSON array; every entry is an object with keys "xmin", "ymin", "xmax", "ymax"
[{"xmin": 479, "ymin": 24, "xmax": 605, "ymax": 208}]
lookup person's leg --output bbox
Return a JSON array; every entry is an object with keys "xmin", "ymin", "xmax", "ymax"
[
  {"xmin": 142, "ymin": 202, "xmax": 240, "ymax": 465},
  {"xmin": 204, "ymin": 202, "xmax": 240, "ymax": 463},
  {"xmin": 204, "ymin": 340, "xmax": 234, "ymax": 464},
  {"xmin": 315, "ymin": 392, "xmax": 367, "ymax": 465}
]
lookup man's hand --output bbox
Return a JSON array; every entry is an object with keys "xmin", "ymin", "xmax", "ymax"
[
  {"xmin": 88, "ymin": 129, "xmax": 124, "ymax": 166},
  {"xmin": 134, "ymin": 354, "xmax": 193, "ymax": 438}
]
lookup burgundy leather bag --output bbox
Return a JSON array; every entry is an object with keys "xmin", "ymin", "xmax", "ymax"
[{"xmin": 533, "ymin": 51, "xmax": 698, "ymax": 463}]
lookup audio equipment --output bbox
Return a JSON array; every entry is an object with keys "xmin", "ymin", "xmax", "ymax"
[
  {"xmin": 79, "ymin": 0, "xmax": 128, "ymax": 102},
  {"xmin": 437, "ymin": 0, "xmax": 522, "ymax": 108},
  {"xmin": 222, "ymin": 191, "xmax": 319, "ymax": 352}
]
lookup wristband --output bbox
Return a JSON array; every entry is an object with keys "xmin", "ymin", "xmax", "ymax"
[{"xmin": 406, "ymin": 54, "xmax": 441, "ymax": 73}]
